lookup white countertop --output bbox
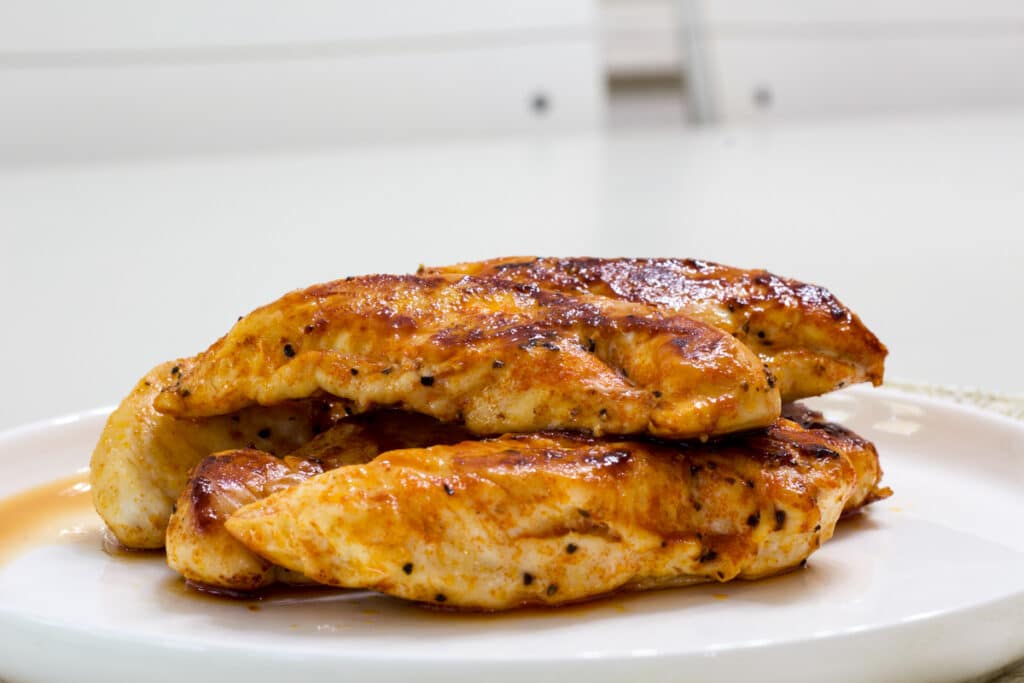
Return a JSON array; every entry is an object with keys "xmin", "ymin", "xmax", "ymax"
[{"xmin": 1, "ymin": 108, "xmax": 1022, "ymax": 430}]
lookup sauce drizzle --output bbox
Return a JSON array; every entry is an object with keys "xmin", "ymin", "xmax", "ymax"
[{"xmin": 0, "ymin": 469, "xmax": 102, "ymax": 565}]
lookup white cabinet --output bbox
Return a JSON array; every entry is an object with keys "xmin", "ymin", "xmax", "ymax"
[
  {"xmin": 683, "ymin": 0, "xmax": 1024, "ymax": 122},
  {"xmin": 0, "ymin": 1, "xmax": 603, "ymax": 161},
  {"xmin": 601, "ymin": 0, "xmax": 681, "ymax": 77}
]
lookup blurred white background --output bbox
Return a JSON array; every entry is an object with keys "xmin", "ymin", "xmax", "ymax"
[{"xmin": 1, "ymin": 0, "xmax": 1022, "ymax": 429}]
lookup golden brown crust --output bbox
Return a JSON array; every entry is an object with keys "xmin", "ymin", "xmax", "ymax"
[
  {"xmin": 154, "ymin": 274, "xmax": 780, "ymax": 439},
  {"xmin": 166, "ymin": 450, "xmax": 318, "ymax": 589},
  {"xmin": 781, "ymin": 403, "xmax": 892, "ymax": 512},
  {"xmin": 89, "ymin": 360, "xmax": 346, "ymax": 549},
  {"xmin": 421, "ymin": 257, "xmax": 887, "ymax": 401},
  {"xmin": 169, "ymin": 405, "xmax": 887, "ymax": 594},
  {"xmin": 166, "ymin": 412, "xmax": 472, "ymax": 590},
  {"xmin": 223, "ymin": 417, "xmax": 879, "ymax": 609}
]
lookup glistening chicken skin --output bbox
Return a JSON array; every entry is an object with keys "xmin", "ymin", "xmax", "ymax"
[
  {"xmin": 169, "ymin": 406, "xmax": 887, "ymax": 594},
  {"xmin": 222, "ymin": 414, "xmax": 879, "ymax": 609},
  {"xmin": 166, "ymin": 412, "xmax": 472, "ymax": 590},
  {"xmin": 90, "ymin": 360, "xmax": 344, "ymax": 548},
  {"xmin": 154, "ymin": 274, "xmax": 781, "ymax": 440},
  {"xmin": 421, "ymin": 258, "xmax": 887, "ymax": 401}
]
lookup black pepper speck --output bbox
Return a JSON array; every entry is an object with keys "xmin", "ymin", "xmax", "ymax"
[{"xmin": 774, "ymin": 509, "xmax": 787, "ymax": 530}]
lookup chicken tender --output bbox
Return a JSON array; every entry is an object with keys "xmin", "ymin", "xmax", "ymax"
[
  {"xmin": 223, "ymin": 416, "xmax": 874, "ymax": 609},
  {"xmin": 171, "ymin": 407, "xmax": 886, "ymax": 594},
  {"xmin": 782, "ymin": 403, "xmax": 891, "ymax": 512},
  {"xmin": 154, "ymin": 274, "xmax": 780, "ymax": 439},
  {"xmin": 90, "ymin": 360, "xmax": 344, "ymax": 548},
  {"xmin": 166, "ymin": 412, "xmax": 471, "ymax": 590},
  {"xmin": 422, "ymin": 258, "xmax": 887, "ymax": 401}
]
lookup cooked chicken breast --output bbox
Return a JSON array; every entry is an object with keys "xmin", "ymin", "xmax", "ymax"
[
  {"xmin": 224, "ymin": 416, "xmax": 875, "ymax": 609},
  {"xmin": 154, "ymin": 274, "xmax": 781, "ymax": 439},
  {"xmin": 421, "ymin": 258, "xmax": 887, "ymax": 401},
  {"xmin": 171, "ymin": 407, "xmax": 886, "ymax": 593},
  {"xmin": 781, "ymin": 403, "xmax": 891, "ymax": 512},
  {"xmin": 167, "ymin": 412, "xmax": 471, "ymax": 590},
  {"xmin": 90, "ymin": 360, "xmax": 346, "ymax": 548}
]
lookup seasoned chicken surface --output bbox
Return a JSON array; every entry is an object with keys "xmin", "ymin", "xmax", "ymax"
[
  {"xmin": 154, "ymin": 274, "xmax": 781, "ymax": 439},
  {"xmin": 90, "ymin": 360, "xmax": 345, "ymax": 548},
  {"xmin": 224, "ymin": 416, "xmax": 871, "ymax": 609},
  {"xmin": 781, "ymin": 403, "xmax": 891, "ymax": 512},
  {"xmin": 171, "ymin": 406, "xmax": 886, "ymax": 593},
  {"xmin": 167, "ymin": 412, "xmax": 471, "ymax": 590},
  {"xmin": 422, "ymin": 258, "xmax": 887, "ymax": 401}
]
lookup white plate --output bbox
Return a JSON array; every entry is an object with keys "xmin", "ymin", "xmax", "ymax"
[{"xmin": 1, "ymin": 388, "xmax": 1022, "ymax": 683}]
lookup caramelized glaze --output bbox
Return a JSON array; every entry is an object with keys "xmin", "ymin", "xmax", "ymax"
[
  {"xmin": 422, "ymin": 257, "xmax": 887, "ymax": 401},
  {"xmin": 224, "ymin": 421, "xmax": 864, "ymax": 610},
  {"xmin": 153, "ymin": 273, "xmax": 780, "ymax": 440}
]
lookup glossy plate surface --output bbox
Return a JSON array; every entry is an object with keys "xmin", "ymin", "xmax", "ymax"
[{"xmin": 1, "ymin": 388, "xmax": 1022, "ymax": 683}]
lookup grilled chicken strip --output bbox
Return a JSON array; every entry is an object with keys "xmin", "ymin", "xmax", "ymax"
[
  {"xmin": 154, "ymin": 274, "xmax": 780, "ymax": 439},
  {"xmin": 421, "ymin": 258, "xmax": 887, "ymax": 401},
  {"xmin": 224, "ymin": 415, "xmax": 879, "ymax": 609},
  {"xmin": 781, "ymin": 403, "xmax": 891, "ymax": 512},
  {"xmin": 171, "ymin": 407, "xmax": 887, "ymax": 593},
  {"xmin": 167, "ymin": 412, "xmax": 471, "ymax": 590},
  {"xmin": 90, "ymin": 360, "xmax": 345, "ymax": 548}
]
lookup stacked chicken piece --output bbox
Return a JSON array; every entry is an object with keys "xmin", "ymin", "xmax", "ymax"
[{"xmin": 91, "ymin": 258, "xmax": 889, "ymax": 610}]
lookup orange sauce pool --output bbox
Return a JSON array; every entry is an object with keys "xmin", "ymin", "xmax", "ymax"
[{"xmin": 0, "ymin": 469, "xmax": 103, "ymax": 565}]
